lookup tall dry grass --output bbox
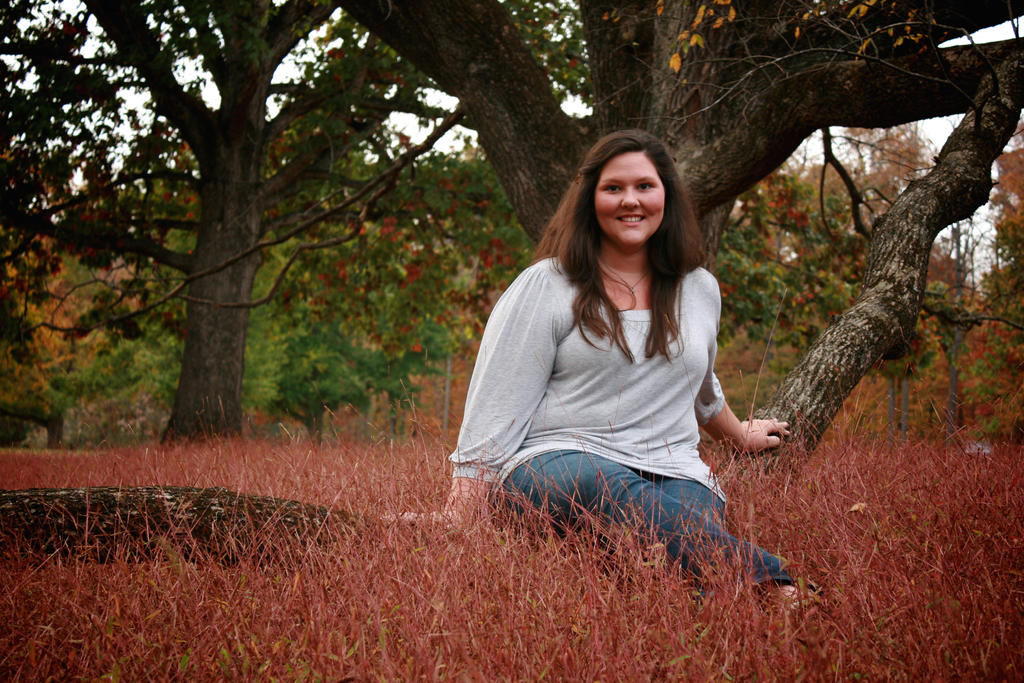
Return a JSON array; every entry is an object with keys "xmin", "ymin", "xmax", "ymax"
[{"xmin": 1, "ymin": 434, "xmax": 1022, "ymax": 680}]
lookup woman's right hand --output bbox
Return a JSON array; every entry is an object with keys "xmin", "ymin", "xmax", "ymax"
[
  {"xmin": 737, "ymin": 418, "xmax": 790, "ymax": 452},
  {"xmin": 443, "ymin": 476, "xmax": 492, "ymax": 526}
]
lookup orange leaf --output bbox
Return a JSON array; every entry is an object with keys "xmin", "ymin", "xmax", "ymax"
[{"xmin": 694, "ymin": 4, "xmax": 706, "ymax": 27}]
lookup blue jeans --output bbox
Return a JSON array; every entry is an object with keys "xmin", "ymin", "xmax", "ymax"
[{"xmin": 501, "ymin": 450, "xmax": 792, "ymax": 587}]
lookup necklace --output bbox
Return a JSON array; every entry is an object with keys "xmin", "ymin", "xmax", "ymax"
[
  {"xmin": 599, "ymin": 262, "xmax": 650, "ymax": 310},
  {"xmin": 600, "ymin": 262, "xmax": 649, "ymax": 295}
]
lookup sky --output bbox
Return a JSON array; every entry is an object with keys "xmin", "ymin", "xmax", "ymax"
[{"xmin": 921, "ymin": 20, "xmax": 1020, "ymax": 148}]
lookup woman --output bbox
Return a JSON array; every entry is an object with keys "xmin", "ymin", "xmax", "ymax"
[{"xmin": 445, "ymin": 129, "xmax": 802, "ymax": 600}]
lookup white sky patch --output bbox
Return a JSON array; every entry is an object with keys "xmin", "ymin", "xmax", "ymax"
[
  {"xmin": 388, "ymin": 90, "xmax": 473, "ymax": 153},
  {"xmin": 920, "ymin": 19, "xmax": 1020, "ymax": 149}
]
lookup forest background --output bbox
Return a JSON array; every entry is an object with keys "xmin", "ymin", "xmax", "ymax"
[
  {"xmin": 3, "ymin": 4, "xmax": 1024, "ymax": 679},
  {"xmin": 1, "ymin": 1, "xmax": 1022, "ymax": 451}
]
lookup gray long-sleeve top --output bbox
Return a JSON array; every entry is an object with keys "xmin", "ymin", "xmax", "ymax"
[{"xmin": 449, "ymin": 258, "xmax": 727, "ymax": 499}]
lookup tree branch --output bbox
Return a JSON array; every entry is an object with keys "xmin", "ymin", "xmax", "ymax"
[
  {"xmin": 821, "ymin": 128, "xmax": 871, "ymax": 238},
  {"xmin": 922, "ymin": 298, "xmax": 1024, "ymax": 331},
  {"xmin": 28, "ymin": 108, "xmax": 465, "ymax": 336},
  {"xmin": 188, "ymin": 107, "xmax": 466, "ymax": 309},
  {"xmin": 340, "ymin": 0, "xmax": 589, "ymax": 239},
  {"xmin": 0, "ymin": 406, "xmax": 48, "ymax": 428},
  {"xmin": 681, "ymin": 40, "xmax": 1022, "ymax": 214},
  {"xmin": 760, "ymin": 49, "xmax": 1024, "ymax": 449},
  {"xmin": 83, "ymin": 0, "xmax": 217, "ymax": 170},
  {"xmin": 2, "ymin": 196, "xmax": 195, "ymax": 273},
  {"xmin": 265, "ymin": 0, "xmax": 343, "ymax": 73},
  {"xmin": 260, "ymin": 122, "xmax": 383, "ymax": 207},
  {"xmin": 0, "ymin": 486, "xmax": 362, "ymax": 562}
]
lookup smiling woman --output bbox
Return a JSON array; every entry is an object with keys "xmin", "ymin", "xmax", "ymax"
[{"xmin": 442, "ymin": 129, "xmax": 807, "ymax": 604}]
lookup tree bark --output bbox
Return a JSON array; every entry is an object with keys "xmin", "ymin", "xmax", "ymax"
[
  {"xmin": 0, "ymin": 486, "xmax": 361, "ymax": 562},
  {"xmin": 0, "ymin": 409, "xmax": 64, "ymax": 449},
  {"xmin": 759, "ymin": 53, "xmax": 1024, "ymax": 449},
  {"xmin": 339, "ymin": 0, "xmax": 590, "ymax": 240},
  {"xmin": 45, "ymin": 414, "xmax": 63, "ymax": 450},
  {"xmin": 164, "ymin": 173, "xmax": 263, "ymax": 439},
  {"xmin": 946, "ymin": 323, "xmax": 963, "ymax": 440},
  {"xmin": 82, "ymin": 1, "xmax": 380, "ymax": 441}
]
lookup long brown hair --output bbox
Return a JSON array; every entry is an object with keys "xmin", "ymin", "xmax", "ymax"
[{"xmin": 535, "ymin": 129, "xmax": 705, "ymax": 361}]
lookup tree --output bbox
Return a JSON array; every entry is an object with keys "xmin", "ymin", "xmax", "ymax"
[
  {"xmin": 0, "ymin": 250, "xmax": 118, "ymax": 448},
  {"xmin": 714, "ymin": 124, "xmax": 946, "ymax": 440},
  {"xmin": 0, "ymin": 247, "xmax": 188, "ymax": 447},
  {"xmin": 339, "ymin": 0, "xmax": 1024, "ymax": 452},
  {"xmin": 249, "ymin": 149, "xmax": 530, "ymax": 439},
  {"xmin": 0, "ymin": 323, "xmax": 74, "ymax": 448},
  {"xmin": 956, "ymin": 143, "xmax": 1024, "ymax": 441},
  {"xmin": 1, "ymin": 1, "xmax": 459, "ymax": 439}
]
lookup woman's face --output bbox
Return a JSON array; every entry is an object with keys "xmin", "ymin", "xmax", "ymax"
[{"xmin": 593, "ymin": 151, "xmax": 666, "ymax": 260}]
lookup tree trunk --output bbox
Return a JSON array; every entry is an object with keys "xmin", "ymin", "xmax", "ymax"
[
  {"xmin": 0, "ymin": 486, "xmax": 361, "ymax": 562},
  {"xmin": 164, "ymin": 163, "xmax": 263, "ymax": 440},
  {"xmin": 338, "ymin": 0, "xmax": 589, "ymax": 239},
  {"xmin": 45, "ymin": 414, "xmax": 63, "ymax": 450},
  {"xmin": 698, "ymin": 202, "xmax": 734, "ymax": 269},
  {"xmin": 759, "ymin": 54, "xmax": 1024, "ymax": 450},
  {"xmin": 900, "ymin": 374, "xmax": 910, "ymax": 440},
  {"xmin": 164, "ymin": 275, "xmax": 258, "ymax": 439},
  {"xmin": 945, "ymin": 221, "xmax": 967, "ymax": 441}
]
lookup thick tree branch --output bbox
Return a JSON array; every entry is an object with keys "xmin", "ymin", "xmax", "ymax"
[
  {"xmin": 263, "ymin": 107, "xmax": 462, "ymax": 238},
  {"xmin": 26, "ymin": 107, "xmax": 465, "ymax": 338},
  {"xmin": 264, "ymin": 0, "xmax": 343, "ymax": 72},
  {"xmin": 263, "ymin": 88, "xmax": 333, "ymax": 146},
  {"xmin": 340, "ymin": 0, "xmax": 589, "ymax": 239},
  {"xmin": 84, "ymin": 1, "xmax": 217, "ymax": 171},
  {"xmin": 0, "ymin": 406, "xmax": 49, "ymax": 428},
  {"xmin": 187, "ymin": 107, "xmax": 465, "ymax": 309},
  {"xmin": 760, "ymin": 51, "xmax": 1024, "ymax": 450},
  {"xmin": 264, "ymin": 33, "xmax": 383, "ymax": 144},
  {"xmin": 1, "ymin": 203, "xmax": 194, "ymax": 273},
  {"xmin": 787, "ymin": 0, "xmax": 1022, "ymax": 52},
  {"xmin": 681, "ymin": 40, "xmax": 1021, "ymax": 214},
  {"xmin": 0, "ymin": 487, "xmax": 362, "ymax": 562},
  {"xmin": 260, "ymin": 122, "xmax": 385, "ymax": 206},
  {"xmin": 0, "ymin": 233, "xmax": 37, "ymax": 267},
  {"xmin": 580, "ymin": 0, "xmax": 660, "ymax": 133}
]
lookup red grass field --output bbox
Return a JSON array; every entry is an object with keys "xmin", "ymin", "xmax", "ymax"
[{"xmin": 1, "ymin": 434, "xmax": 1022, "ymax": 680}]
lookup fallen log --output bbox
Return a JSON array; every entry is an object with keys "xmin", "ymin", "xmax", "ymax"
[{"xmin": 0, "ymin": 486, "xmax": 363, "ymax": 562}]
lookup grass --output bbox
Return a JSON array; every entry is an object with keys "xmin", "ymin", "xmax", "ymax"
[{"xmin": 1, "ymin": 434, "xmax": 1022, "ymax": 680}]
